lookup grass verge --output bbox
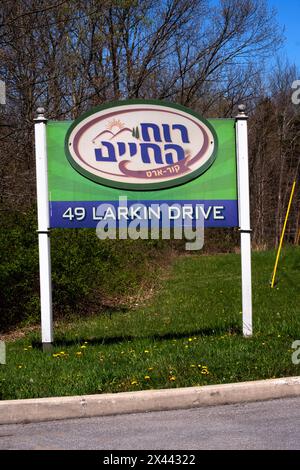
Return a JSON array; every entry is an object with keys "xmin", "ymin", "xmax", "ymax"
[{"xmin": 1, "ymin": 247, "xmax": 300, "ymax": 399}]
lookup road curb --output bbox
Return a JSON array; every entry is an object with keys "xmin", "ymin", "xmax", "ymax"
[{"xmin": 1, "ymin": 376, "xmax": 300, "ymax": 425}]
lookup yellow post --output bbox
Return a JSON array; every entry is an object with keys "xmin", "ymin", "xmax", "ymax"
[{"xmin": 271, "ymin": 180, "xmax": 296, "ymax": 288}]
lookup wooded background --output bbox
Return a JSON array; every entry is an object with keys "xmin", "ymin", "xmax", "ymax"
[{"xmin": 0, "ymin": 0, "xmax": 299, "ymax": 247}]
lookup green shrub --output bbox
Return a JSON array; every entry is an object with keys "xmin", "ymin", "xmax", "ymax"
[
  {"xmin": 0, "ymin": 209, "xmax": 39, "ymax": 329},
  {"xmin": 0, "ymin": 205, "xmax": 242, "ymax": 332},
  {"xmin": 0, "ymin": 208, "xmax": 172, "ymax": 331}
]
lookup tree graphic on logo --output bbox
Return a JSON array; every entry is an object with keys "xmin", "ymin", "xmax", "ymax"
[{"xmin": 132, "ymin": 126, "xmax": 140, "ymax": 139}]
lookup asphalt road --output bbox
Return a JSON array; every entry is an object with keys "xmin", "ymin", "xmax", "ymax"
[{"xmin": 0, "ymin": 397, "xmax": 299, "ymax": 450}]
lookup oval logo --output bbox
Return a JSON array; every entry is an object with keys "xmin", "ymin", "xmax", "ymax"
[{"xmin": 65, "ymin": 100, "xmax": 218, "ymax": 190}]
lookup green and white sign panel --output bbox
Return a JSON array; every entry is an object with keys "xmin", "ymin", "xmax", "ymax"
[
  {"xmin": 34, "ymin": 101, "xmax": 252, "ymax": 346},
  {"xmin": 47, "ymin": 100, "xmax": 238, "ymax": 228}
]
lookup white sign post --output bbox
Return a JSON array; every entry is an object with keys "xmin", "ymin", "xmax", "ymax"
[
  {"xmin": 235, "ymin": 104, "xmax": 253, "ymax": 337},
  {"xmin": 34, "ymin": 108, "xmax": 53, "ymax": 350}
]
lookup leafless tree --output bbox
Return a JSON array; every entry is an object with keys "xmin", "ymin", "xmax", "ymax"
[{"xmin": 3, "ymin": 0, "xmax": 298, "ymax": 250}]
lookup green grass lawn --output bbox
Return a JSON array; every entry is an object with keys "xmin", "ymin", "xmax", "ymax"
[{"xmin": 1, "ymin": 247, "xmax": 300, "ymax": 400}]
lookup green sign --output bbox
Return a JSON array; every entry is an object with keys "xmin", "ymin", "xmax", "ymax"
[{"xmin": 47, "ymin": 100, "xmax": 238, "ymax": 228}]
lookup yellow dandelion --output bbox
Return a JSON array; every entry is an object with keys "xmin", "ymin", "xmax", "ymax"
[
  {"xmin": 23, "ymin": 348, "xmax": 28, "ymax": 351},
  {"xmin": 201, "ymin": 368, "xmax": 209, "ymax": 375},
  {"xmin": 148, "ymin": 367, "xmax": 154, "ymax": 371},
  {"xmin": 190, "ymin": 364, "xmax": 196, "ymax": 368},
  {"xmin": 131, "ymin": 379, "xmax": 138, "ymax": 385},
  {"xmin": 188, "ymin": 338, "xmax": 193, "ymax": 342},
  {"xmin": 75, "ymin": 351, "xmax": 82, "ymax": 356},
  {"xmin": 144, "ymin": 350, "xmax": 150, "ymax": 353},
  {"xmin": 144, "ymin": 375, "xmax": 151, "ymax": 380},
  {"xmin": 169, "ymin": 375, "xmax": 176, "ymax": 381},
  {"xmin": 17, "ymin": 365, "xmax": 23, "ymax": 369},
  {"xmin": 80, "ymin": 345, "xmax": 87, "ymax": 349}
]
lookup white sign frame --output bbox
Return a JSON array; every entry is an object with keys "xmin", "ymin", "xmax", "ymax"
[{"xmin": 34, "ymin": 105, "xmax": 252, "ymax": 349}]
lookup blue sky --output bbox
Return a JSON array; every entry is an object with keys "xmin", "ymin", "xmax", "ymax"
[{"xmin": 269, "ymin": 0, "xmax": 300, "ymax": 68}]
